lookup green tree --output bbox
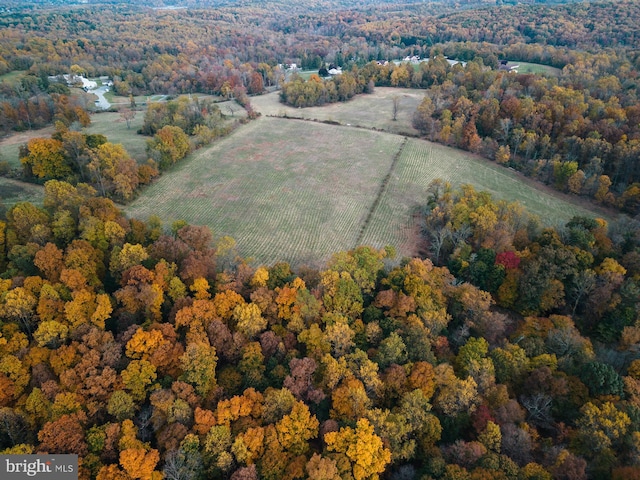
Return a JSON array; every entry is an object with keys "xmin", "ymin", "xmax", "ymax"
[{"xmin": 180, "ymin": 342, "xmax": 218, "ymax": 397}]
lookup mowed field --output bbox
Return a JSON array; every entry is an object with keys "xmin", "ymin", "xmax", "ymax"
[
  {"xmin": 360, "ymin": 139, "xmax": 599, "ymax": 253},
  {"xmin": 511, "ymin": 61, "xmax": 562, "ymax": 76},
  {"xmin": 0, "ymin": 126, "xmax": 56, "ymax": 168},
  {"xmin": 85, "ymin": 111, "xmax": 148, "ymax": 162},
  {"xmin": 0, "ymin": 177, "xmax": 45, "ymax": 208},
  {"xmin": 126, "ymin": 117, "xmax": 404, "ymax": 265},
  {"xmin": 126, "ymin": 114, "xmax": 601, "ymax": 266},
  {"xmin": 251, "ymin": 88, "xmax": 423, "ymax": 136}
]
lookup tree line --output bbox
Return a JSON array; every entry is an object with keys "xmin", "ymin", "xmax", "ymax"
[{"xmin": 13, "ymin": 96, "xmax": 241, "ymax": 202}]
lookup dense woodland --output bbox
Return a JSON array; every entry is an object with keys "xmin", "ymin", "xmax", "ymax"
[
  {"xmin": 0, "ymin": 179, "xmax": 639, "ymax": 479},
  {"xmin": 1, "ymin": 0, "xmax": 640, "ymax": 479}
]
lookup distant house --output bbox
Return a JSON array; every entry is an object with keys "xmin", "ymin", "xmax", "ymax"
[
  {"xmin": 498, "ymin": 60, "xmax": 519, "ymax": 72},
  {"xmin": 445, "ymin": 57, "xmax": 467, "ymax": 67},
  {"xmin": 328, "ymin": 67, "xmax": 342, "ymax": 76},
  {"xmin": 403, "ymin": 55, "xmax": 421, "ymax": 64},
  {"xmin": 62, "ymin": 74, "xmax": 97, "ymax": 89}
]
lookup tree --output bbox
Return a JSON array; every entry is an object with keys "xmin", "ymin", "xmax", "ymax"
[
  {"xmin": 392, "ymin": 96, "xmax": 400, "ymax": 121},
  {"xmin": 433, "ymin": 363, "xmax": 478, "ymax": 416},
  {"xmin": 89, "ymin": 142, "xmax": 140, "ymax": 200},
  {"xmin": 146, "ymin": 125, "xmax": 190, "ymax": 170},
  {"xmin": 413, "ymin": 96, "xmax": 436, "ymax": 136},
  {"xmin": 119, "ymin": 448, "xmax": 161, "ymax": 480},
  {"xmin": 120, "ymin": 108, "xmax": 137, "ymax": 129},
  {"xmin": 233, "ymin": 302, "xmax": 267, "ymax": 339},
  {"xmin": 324, "ymin": 418, "xmax": 392, "ymax": 480},
  {"xmin": 180, "ymin": 342, "xmax": 218, "ymax": 397},
  {"xmin": 331, "ymin": 377, "xmax": 371, "ymax": 421},
  {"xmin": 306, "ymin": 454, "xmax": 341, "ymax": 480},
  {"xmin": 579, "ymin": 362, "xmax": 624, "ymax": 398},
  {"xmin": 21, "ymin": 137, "xmax": 71, "ymax": 180},
  {"xmin": 275, "ymin": 400, "xmax": 319, "ymax": 455},
  {"xmin": 574, "ymin": 401, "xmax": 631, "ymax": 453},
  {"xmin": 121, "ymin": 359, "xmax": 158, "ymax": 402},
  {"xmin": 37, "ymin": 412, "xmax": 88, "ymax": 455}
]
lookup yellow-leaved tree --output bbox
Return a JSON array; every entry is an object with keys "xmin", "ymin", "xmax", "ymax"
[{"xmin": 324, "ymin": 418, "xmax": 391, "ymax": 480}]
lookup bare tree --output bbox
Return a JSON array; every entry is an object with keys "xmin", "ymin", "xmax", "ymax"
[
  {"xmin": 392, "ymin": 95, "xmax": 400, "ymax": 121},
  {"xmin": 429, "ymin": 227, "xmax": 452, "ymax": 264},
  {"xmin": 521, "ymin": 393, "xmax": 554, "ymax": 428},
  {"xmin": 120, "ymin": 107, "xmax": 136, "ymax": 129},
  {"xmin": 226, "ymin": 102, "xmax": 237, "ymax": 117},
  {"xmin": 496, "ymin": 118, "xmax": 512, "ymax": 145}
]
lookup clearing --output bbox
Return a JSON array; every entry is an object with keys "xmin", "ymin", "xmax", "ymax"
[
  {"xmin": 251, "ymin": 88, "xmax": 423, "ymax": 136},
  {"xmin": 126, "ymin": 117, "xmax": 403, "ymax": 266},
  {"xmin": 125, "ymin": 115, "xmax": 601, "ymax": 266},
  {"xmin": 0, "ymin": 177, "xmax": 45, "ymax": 208},
  {"xmin": 510, "ymin": 61, "xmax": 562, "ymax": 76}
]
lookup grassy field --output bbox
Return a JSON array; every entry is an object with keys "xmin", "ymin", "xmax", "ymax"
[
  {"xmin": 85, "ymin": 111, "xmax": 148, "ymax": 162},
  {"xmin": 0, "ymin": 126, "xmax": 57, "ymax": 168},
  {"xmin": 126, "ymin": 115, "xmax": 602, "ymax": 266},
  {"xmin": 251, "ymin": 88, "xmax": 423, "ymax": 136},
  {"xmin": 510, "ymin": 61, "xmax": 562, "ymax": 76},
  {"xmin": 0, "ymin": 70, "xmax": 26, "ymax": 85},
  {"xmin": 0, "ymin": 96, "xmax": 246, "ymax": 168},
  {"xmin": 126, "ymin": 117, "xmax": 404, "ymax": 265},
  {"xmin": 0, "ymin": 178, "xmax": 44, "ymax": 208},
  {"xmin": 360, "ymin": 138, "xmax": 599, "ymax": 253},
  {"xmin": 0, "ymin": 111, "xmax": 147, "ymax": 167}
]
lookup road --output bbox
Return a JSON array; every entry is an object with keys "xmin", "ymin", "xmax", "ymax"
[{"xmin": 91, "ymin": 85, "xmax": 111, "ymax": 110}]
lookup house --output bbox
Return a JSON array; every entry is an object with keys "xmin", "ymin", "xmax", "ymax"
[
  {"xmin": 403, "ymin": 55, "xmax": 421, "ymax": 64},
  {"xmin": 498, "ymin": 60, "xmax": 519, "ymax": 72},
  {"xmin": 328, "ymin": 67, "xmax": 342, "ymax": 76}
]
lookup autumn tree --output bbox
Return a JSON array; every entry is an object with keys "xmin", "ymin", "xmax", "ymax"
[
  {"xmin": 21, "ymin": 137, "xmax": 72, "ymax": 180},
  {"xmin": 325, "ymin": 418, "xmax": 392, "ymax": 480},
  {"xmin": 146, "ymin": 125, "xmax": 190, "ymax": 170}
]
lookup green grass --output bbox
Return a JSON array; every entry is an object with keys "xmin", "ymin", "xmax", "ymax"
[
  {"xmin": 0, "ymin": 70, "xmax": 26, "ymax": 85},
  {"xmin": 0, "ymin": 178, "xmax": 44, "ymax": 208},
  {"xmin": 360, "ymin": 138, "xmax": 600, "ymax": 253},
  {"xmin": 0, "ymin": 112, "xmax": 147, "ymax": 168},
  {"xmin": 510, "ymin": 61, "xmax": 562, "ymax": 76},
  {"xmin": 0, "ymin": 142, "xmax": 24, "ymax": 169},
  {"xmin": 126, "ymin": 115, "xmax": 603, "ymax": 266},
  {"xmin": 85, "ymin": 111, "xmax": 148, "ymax": 162},
  {"xmin": 0, "ymin": 126, "xmax": 56, "ymax": 168}
]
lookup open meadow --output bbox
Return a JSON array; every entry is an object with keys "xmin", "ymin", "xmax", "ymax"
[
  {"xmin": 126, "ymin": 114, "xmax": 602, "ymax": 266},
  {"xmin": 511, "ymin": 61, "xmax": 562, "ymax": 76},
  {"xmin": 360, "ymin": 138, "xmax": 600, "ymax": 253},
  {"xmin": 0, "ymin": 177, "xmax": 45, "ymax": 209},
  {"xmin": 251, "ymin": 88, "xmax": 423, "ymax": 136},
  {"xmin": 85, "ymin": 111, "xmax": 148, "ymax": 162},
  {"xmin": 126, "ymin": 117, "xmax": 404, "ymax": 265},
  {"xmin": 0, "ymin": 110, "xmax": 147, "ymax": 168}
]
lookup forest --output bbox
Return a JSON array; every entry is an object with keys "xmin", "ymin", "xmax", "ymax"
[
  {"xmin": 0, "ymin": 179, "xmax": 639, "ymax": 479},
  {"xmin": 1, "ymin": 0, "xmax": 640, "ymax": 479}
]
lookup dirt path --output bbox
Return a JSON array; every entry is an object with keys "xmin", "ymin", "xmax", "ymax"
[
  {"xmin": 0, "ymin": 126, "xmax": 56, "ymax": 146},
  {"xmin": 355, "ymin": 137, "xmax": 408, "ymax": 247}
]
